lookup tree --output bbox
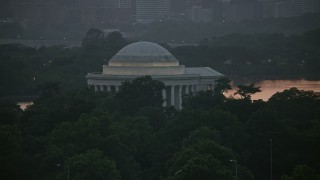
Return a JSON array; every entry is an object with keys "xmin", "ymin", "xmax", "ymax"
[
  {"xmin": 83, "ymin": 28, "xmax": 104, "ymax": 41},
  {"xmin": 214, "ymin": 77, "xmax": 232, "ymax": 95},
  {"xmin": 35, "ymin": 82, "xmax": 61, "ymax": 97},
  {"xmin": 116, "ymin": 76, "xmax": 165, "ymax": 115},
  {"xmin": 104, "ymin": 31, "xmax": 128, "ymax": 55},
  {"xmin": 0, "ymin": 123, "xmax": 37, "ymax": 180},
  {"xmin": 182, "ymin": 78, "xmax": 231, "ymax": 109},
  {"xmin": 281, "ymin": 165, "xmax": 320, "ymax": 180},
  {"xmin": 58, "ymin": 149, "xmax": 120, "ymax": 180},
  {"xmin": 183, "ymin": 91, "xmax": 216, "ymax": 110},
  {"xmin": 244, "ymin": 108, "xmax": 284, "ymax": 179},
  {"xmin": 165, "ymin": 140, "xmax": 234, "ymax": 180},
  {"xmin": 303, "ymin": 28, "xmax": 320, "ymax": 47},
  {"xmin": 234, "ymin": 84, "xmax": 261, "ymax": 100},
  {"xmin": 106, "ymin": 31, "xmax": 126, "ymax": 47},
  {"xmin": 82, "ymin": 28, "xmax": 105, "ymax": 51},
  {"xmin": 268, "ymin": 87, "xmax": 320, "ymax": 123},
  {"xmin": 213, "ymin": 77, "xmax": 232, "ymax": 104},
  {"xmin": 0, "ymin": 100, "xmax": 22, "ymax": 125},
  {"xmin": 168, "ymin": 154, "xmax": 233, "ymax": 180}
]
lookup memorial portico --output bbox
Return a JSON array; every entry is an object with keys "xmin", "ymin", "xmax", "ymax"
[{"xmin": 86, "ymin": 42, "xmax": 224, "ymax": 110}]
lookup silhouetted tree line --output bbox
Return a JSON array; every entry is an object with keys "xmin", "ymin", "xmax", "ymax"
[
  {"xmin": 0, "ymin": 29, "xmax": 129, "ymax": 96},
  {"xmin": 0, "ymin": 76, "xmax": 319, "ymax": 180},
  {"xmin": 170, "ymin": 28, "xmax": 320, "ymax": 78},
  {"xmin": 1, "ymin": 28, "xmax": 320, "ymax": 97}
]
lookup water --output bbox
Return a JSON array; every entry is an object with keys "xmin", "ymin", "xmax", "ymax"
[
  {"xmin": 17, "ymin": 102, "xmax": 33, "ymax": 110},
  {"xmin": 224, "ymin": 79, "xmax": 320, "ymax": 101},
  {"xmin": 15, "ymin": 80, "xmax": 320, "ymax": 108}
]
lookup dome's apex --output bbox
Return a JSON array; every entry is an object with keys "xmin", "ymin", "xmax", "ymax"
[{"xmin": 109, "ymin": 42, "xmax": 178, "ymax": 66}]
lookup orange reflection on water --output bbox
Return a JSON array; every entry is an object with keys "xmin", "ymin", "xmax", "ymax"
[
  {"xmin": 224, "ymin": 80, "xmax": 320, "ymax": 101},
  {"xmin": 17, "ymin": 102, "xmax": 33, "ymax": 110}
]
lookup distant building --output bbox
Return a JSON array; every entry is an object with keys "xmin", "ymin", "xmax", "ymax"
[
  {"xmin": 190, "ymin": 5, "xmax": 213, "ymax": 23},
  {"xmin": 104, "ymin": 0, "xmax": 132, "ymax": 8},
  {"xmin": 135, "ymin": 0, "xmax": 170, "ymax": 23},
  {"xmin": 211, "ymin": 0, "xmax": 262, "ymax": 22},
  {"xmin": 77, "ymin": 0, "xmax": 135, "ymax": 25},
  {"xmin": 10, "ymin": 0, "xmax": 43, "ymax": 21},
  {"xmin": 102, "ymin": 1, "xmax": 134, "ymax": 24},
  {"xmin": 259, "ymin": 0, "xmax": 318, "ymax": 18},
  {"xmin": 86, "ymin": 42, "xmax": 224, "ymax": 110},
  {"xmin": 212, "ymin": 0, "xmax": 231, "ymax": 22},
  {"xmin": 169, "ymin": 0, "xmax": 188, "ymax": 19},
  {"xmin": 282, "ymin": 0, "xmax": 317, "ymax": 17},
  {"xmin": 259, "ymin": 0, "xmax": 276, "ymax": 18}
]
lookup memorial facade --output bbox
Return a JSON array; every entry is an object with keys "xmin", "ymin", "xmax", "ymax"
[{"xmin": 86, "ymin": 41, "xmax": 224, "ymax": 110}]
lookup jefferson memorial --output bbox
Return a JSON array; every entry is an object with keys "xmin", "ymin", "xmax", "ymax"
[{"xmin": 86, "ymin": 42, "xmax": 224, "ymax": 110}]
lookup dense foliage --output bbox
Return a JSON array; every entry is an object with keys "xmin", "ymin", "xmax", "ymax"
[
  {"xmin": 1, "ymin": 26, "xmax": 320, "ymax": 179},
  {"xmin": 1, "ymin": 28, "xmax": 320, "ymax": 97},
  {"xmin": 1, "ymin": 77, "xmax": 320, "ymax": 180},
  {"xmin": 171, "ymin": 28, "xmax": 320, "ymax": 78},
  {"xmin": 0, "ymin": 29, "xmax": 129, "ymax": 96}
]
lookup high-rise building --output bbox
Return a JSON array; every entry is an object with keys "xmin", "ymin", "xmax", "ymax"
[
  {"xmin": 136, "ymin": 0, "xmax": 170, "ymax": 23},
  {"xmin": 102, "ymin": 0, "xmax": 134, "ymax": 23},
  {"xmin": 212, "ymin": 0, "xmax": 262, "ymax": 22},
  {"xmin": 259, "ymin": 0, "xmax": 318, "ymax": 18},
  {"xmin": 186, "ymin": 0, "xmax": 202, "ymax": 7},
  {"xmin": 77, "ymin": 0, "xmax": 134, "ymax": 25},
  {"xmin": 10, "ymin": 0, "xmax": 43, "ymax": 21},
  {"xmin": 169, "ymin": 0, "xmax": 188, "ymax": 19},
  {"xmin": 230, "ymin": 0, "xmax": 262, "ymax": 21},
  {"xmin": 213, "ymin": 0, "xmax": 231, "ymax": 22},
  {"xmin": 169, "ymin": 0, "xmax": 213, "ymax": 20},
  {"xmin": 291, "ymin": 0, "xmax": 317, "ymax": 16},
  {"xmin": 259, "ymin": 0, "xmax": 276, "ymax": 18},
  {"xmin": 190, "ymin": 5, "xmax": 213, "ymax": 23},
  {"xmin": 104, "ymin": 0, "xmax": 132, "ymax": 8}
]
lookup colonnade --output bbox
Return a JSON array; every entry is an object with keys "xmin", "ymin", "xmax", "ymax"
[
  {"xmin": 162, "ymin": 84, "xmax": 199, "ymax": 110},
  {"xmin": 90, "ymin": 83, "xmax": 206, "ymax": 110},
  {"xmin": 91, "ymin": 84, "xmax": 120, "ymax": 92}
]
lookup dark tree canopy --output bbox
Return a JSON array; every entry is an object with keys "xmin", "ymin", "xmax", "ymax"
[
  {"xmin": 234, "ymin": 83, "xmax": 261, "ymax": 99},
  {"xmin": 1, "ymin": 26, "xmax": 320, "ymax": 180},
  {"xmin": 1, "ymin": 81, "xmax": 320, "ymax": 180},
  {"xmin": 214, "ymin": 77, "xmax": 232, "ymax": 95},
  {"xmin": 116, "ymin": 76, "xmax": 165, "ymax": 115},
  {"xmin": 84, "ymin": 28, "xmax": 104, "ymax": 40}
]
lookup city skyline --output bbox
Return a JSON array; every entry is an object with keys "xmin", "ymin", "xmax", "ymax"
[{"xmin": 1, "ymin": 0, "xmax": 319, "ymax": 24}]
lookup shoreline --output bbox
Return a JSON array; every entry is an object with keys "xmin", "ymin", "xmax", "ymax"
[
  {"xmin": 1, "ymin": 77, "xmax": 320, "ymax": 101},
  {"xmin": 227, "ymin": 75, "xmax": 320, "ymax": 82},
  {"xmin": 0, "ymin": 95, "xmax": 38, "ymax": 103}
]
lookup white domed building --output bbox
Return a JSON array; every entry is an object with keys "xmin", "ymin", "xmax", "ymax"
[{"xmin": 86, "ymin": 42, "xmax": 224, "ymax": 110}]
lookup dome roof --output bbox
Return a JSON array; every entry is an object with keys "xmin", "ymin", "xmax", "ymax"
[{"xmin": 109, "ymin": 42, "xmax": 178, "ymax": 64}]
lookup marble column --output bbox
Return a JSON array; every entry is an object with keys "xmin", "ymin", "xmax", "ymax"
[
  {"xmin": 192, "ymin": 85, "xmax": 196, "ymax": 94},
  {"xmin": 186, "ymin": 85, "xmax": 190, "ymax": 95},
  {"xmin": 95, "ymin": 85, "xmax": 99, "ymax": 92},
  {"xmin": 178, "ymin": 85, "xmax": 182, "ymax": 110},
  {"xmin": 171, "ymin": 85, "xmax": 175, "ymax": 107},
  {"xmin": 162, "ymin": 88, "xmax": 167, "ymax": 107},
  {"xmin": 115, "ymin": 85, "xmax": 119, "ymax": 92},
  {"xmin": 107, "ymin": 85, "xmax": 111, "ymax": 92}
]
